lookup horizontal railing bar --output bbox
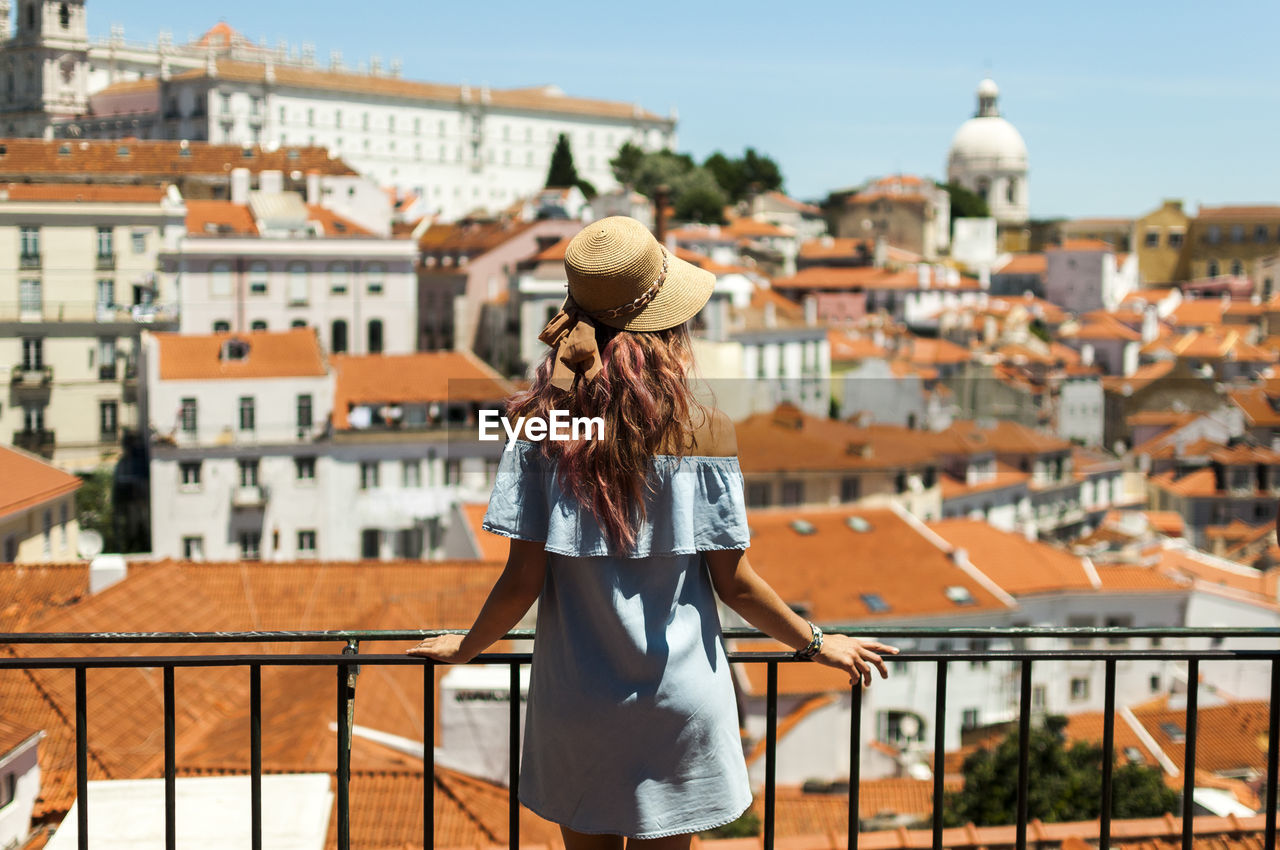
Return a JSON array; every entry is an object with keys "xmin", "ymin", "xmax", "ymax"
[
  {"xmin": 0, "ymin": 648, "xmax": 1277, "ymax": 670},
  {"xmin": 1, "ymin": 626, "xmax": 1276, "ymax": 644}
]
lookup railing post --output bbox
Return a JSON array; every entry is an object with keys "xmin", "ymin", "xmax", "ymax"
[
  {"xmin": 250, "ymin": 664, "xmax": 262, "ymax": 850},
  {"xmin": 1266, "ymin": 658, "xmax": 1279, "ymax": 850},
  {"xmin": 337, "ymin": 640, "xmax": 359, "ymax": 850},
  {"xmin": 510, "ymin": 662, "xmax": 520, "ymax": 850},
  {"xmin": 75, "ymin": 666, "xmax": 88, "ymax": 850},
  {"xmin": 1016, "ymin": 659, "xmax": 1032, "ymax": 850},
  {"xmin": 1100, "ymin": 659, "xmax": 1116, "ymax": 850},
  {"xmin": 1181, "ymin": 658, "xmax": 1198, "ymax": 850},
  {"xmin": 425, "ymin": 663, "xmax": 435, "ymax": 850},
  {"xmin": 164, "ymin": 666, "xmax": 176, "ymax": 850},
  {"xmin": 849, "ymin": 681, "xmax": 862, "ymax": 850},
  {"xmin": 932, "ymin": 659, "xmax": 947, "ymax": 850},
  {"xmin": 765, "ymin": 661, "xmax": 777, "ymax": 850}
]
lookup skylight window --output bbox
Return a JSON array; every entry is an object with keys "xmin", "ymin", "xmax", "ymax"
[
  {"xmin": 1159, "ymin": 722, "xmax": 1185, "ymax": 743},
  {"xmin": 860, "ymin": 593, "xmax": 891, "ymax": 613},
  {"xmin": 789, "ymin": 519, "xmax": 816, "ymax": 535},
  {"xmin": 945, "ymin": 585, "xmax": 976, "ymax": 605},
  {"xmin": 845, "ymin": 516, "xmax": 872, "ymax": 532}
]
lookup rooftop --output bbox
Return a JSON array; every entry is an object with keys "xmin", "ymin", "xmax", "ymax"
[
  {"xmin": 0, "ymin": 446, "xmax": 82, "ymax": 522},
  {"xmin": 152, "ymin": 328, "xmax": 328, "ymax": 381},
  {"xmin": 0, "ymin": 139, "xmax": 358, "ymax": 177},
  {"xmin": 331, "ymin": 351, "xmax": 514, "ymax": 429}
]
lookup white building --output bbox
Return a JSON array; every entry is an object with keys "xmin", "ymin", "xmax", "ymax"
[
  {"xmin": 946, "ymin": 79, "xmax": 1029, "ymax": 228},
  {"xmin": 142, "ymin": 330, "xmax": 513, "ymax": 562},
  {"xmin": 0, "ymin": 720, "xmax": 41, "ymax": 850},
  {"xmin": 170, "ymin": 167, "xmax": 418, "ymax": 354},
  {"xmin": 1045, "ymin": 240, "xmax": 1140, "ymax": 316},
  {"xmin": 1, "ymin": 5, "xmax": 678, "ymax": 221},
  {"xmin": 0, "ymin": 181, "xmax": 185, "ymax": 470}
]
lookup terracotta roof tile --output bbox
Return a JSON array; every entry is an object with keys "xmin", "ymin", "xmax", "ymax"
[
  {"xmin": 938, "ymin": 463, "xmax": 1029, "ymax": 500},
  {"xmin": 0, "ymin": 447, "xmax": 82, "ymax": 522},
  {"xmin": 1050, "ymin": 238, "xmax": 1115, "ymax": 252},
  {"xmin": 1230, "ymin": 387, "xmax": 1280, "ymax": 427},
  {"xmin": 170, "ymin": 59, "xmax": 668, "ymax": 122},
  {"xmin": 994, "ymin": 253, "xmax": 1047, "ymax": 275},
  {"xmin": 1101, "ymin": 361, "xmax": 1174, "ymax": 394},
  {"xmin": 331, "ymin": 351, "xmax": 513, "ymax": 429},
  {"xmin": 736, "ymin": 406, "xmax": 940, "ymax": 473},
  {"xmin": 0, "ymin": 182, "xmax": 169, "ymax": 203},
  {"xmin": 744, "ymin": 507, "xmax": 1013, "ymax": 624},
  {"xmin": 930, "ymin": 520, "xmax": 1095, "ymax": 595},
  {"xmin": 798, "ymin": 237, "xmax": 871, "ymax": 261},
  {"xmin": 1064, "ymin": 314, "xmax": 1142, "ymax": 342},
  {"xmin": 1133, "ymin": 700, "xmax": 1271, "ymax": 776},
  {"xmin": 459, "ymin": 502, "xmax": 510, "ymax": 561},
  {"xmin": 0, "ymin": 717, "xmax": 40, "ymax": 757},
  {"xmin": 0, "ymin": 563, "xmax": 88, "ymax": 630},
  {"xmin": 303, "ymin": 204, "xmax": 375, "ymax": 237},
  {"xmin": 1196, "ymin": 204, "xmax": 1280, "ymax": 220},
  {"xmin": 774, "ymin": 266, "xmax": 980, "ymax": 291},
  {"xmin": 153, "ymin": 328, "xmax": 327, "ymax": 380},
  {"xmin": 827, "ymin": 329, "xmax": 886, "ymax": 362},
  {"xmin": 0, "ymin": 139, "xmax": 357, "ymax": 177},
  {"xmin": 184, "ymin": 199, "xmax": 259, "ymax": 236},
  {"xmin": 418, "ymin": 219, "xmax": 537, "ymax": 254}
]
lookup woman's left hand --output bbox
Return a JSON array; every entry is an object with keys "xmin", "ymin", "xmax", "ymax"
[{"xmin": 405, "ymin": 634, "xmax": 475, "ymax": 664}]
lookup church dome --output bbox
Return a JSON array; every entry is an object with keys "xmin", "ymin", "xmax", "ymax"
[{"xmin": 947, "ymin": 79, "xmax": 1027, "ymax": 169}]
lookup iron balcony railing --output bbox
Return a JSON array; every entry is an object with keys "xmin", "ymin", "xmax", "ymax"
[{"xmin": 0, "ymin": 627, "xmax": 1276, "ymax": 850}]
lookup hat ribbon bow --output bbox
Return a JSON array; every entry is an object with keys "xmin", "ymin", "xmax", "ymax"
[{"xmin": 537, "ymin": 304, "xmax": 602, "ymax": 392}]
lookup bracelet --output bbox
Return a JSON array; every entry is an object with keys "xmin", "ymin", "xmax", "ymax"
[{"xmin": 794, "ymin": 621, "xmax": 823, "ymax": 661}]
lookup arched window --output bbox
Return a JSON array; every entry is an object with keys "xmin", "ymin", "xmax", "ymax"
[
  {"xmin": 331, "ymin": 319, "xmax": 348, "ymax": 354},
  {"xmin": 250, "ymin": 320, "xmax": 267, "ymax": 331},
  {"xmin": 368, "ymin": 319, "xmax": 384, "ymax": 354},
  {"xmin": 59, "ymin": 3, "xmax": 69, "ymax": 28},
  {"xmin": 290, "ymin": 319, "xmax": 307, "ymax": 329},
  {"xmin": 1207, "ymin": 259, "xmax": 1219, "ymax": 277},
  {"xmin": 213, "ymin": 320, "xmax": 230, "ymax": 332},
  {"xmin": 1006, "ymin": 177, "xmax": 1018, "ymax": 204},
  {"xmin": 1231, "ymin": 259, "xmax": 1243, "ymax": 276},
  {"xmin": 975, "ymin": 177, "xmax": 990, "ymax": 204}
]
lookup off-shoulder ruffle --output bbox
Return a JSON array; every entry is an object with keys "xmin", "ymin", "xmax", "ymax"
[{"xmin": 481, "ymin": 440, "xmax": 750, "ymax": 557}]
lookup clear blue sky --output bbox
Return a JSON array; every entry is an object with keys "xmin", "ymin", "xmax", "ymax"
[{"xmin": 87, "ymin": 1, "xmax": 1280, "ymax": 219}]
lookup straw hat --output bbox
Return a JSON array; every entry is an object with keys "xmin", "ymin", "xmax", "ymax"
[{"xmin": 563, "ymin": 216, "xmax": 715, "ymax": 332}]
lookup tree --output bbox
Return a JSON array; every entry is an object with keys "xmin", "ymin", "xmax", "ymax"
[
  {"xmin": 609, "ymin": 141, "xmax": 647, "ymax": 188},
  {"xmin": 942, "ymin": 181, "xmax": 990, "ymax": 229},
  {"xmin": 672, "ymin": 167, "xmax": 728, "ymax": 224},
  {"xmin": 943, "ymin": 715, "xmax": 1178, "ymax": 827},
  {"xmin": 702, "ymin": 148, "xmax": 784, "ymax": 203},
  {"xmin": 545, "ymin": 133, "xmax": 580, "ymax": 189},
  {"xmin": 75, "ymin": 468, "xmax": 120, "ymax": 553}
]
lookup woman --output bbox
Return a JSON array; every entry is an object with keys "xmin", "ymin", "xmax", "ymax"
[{"xmin": 407, "ymin": 216, "xmax": 898, "ymax": 849}]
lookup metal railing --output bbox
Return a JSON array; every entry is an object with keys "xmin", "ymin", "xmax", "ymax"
[{"xmin": 0, "ymin": 627, "xmax": 1276, "ymax": 850}]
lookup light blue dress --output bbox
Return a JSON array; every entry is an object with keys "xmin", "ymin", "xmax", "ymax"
[{"xmin": 482, "ymin": 440, "xmax": 754, "ymax": 838}]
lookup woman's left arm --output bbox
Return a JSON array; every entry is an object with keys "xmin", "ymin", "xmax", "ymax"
[{"xmin": 405, "ymin": 538, "xmax": 547, "ymax": 663}]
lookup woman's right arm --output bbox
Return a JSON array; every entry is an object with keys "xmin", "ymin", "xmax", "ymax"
[{"xmin": 704, "ymin": 548, "xmax": 898, "ymax": 687}]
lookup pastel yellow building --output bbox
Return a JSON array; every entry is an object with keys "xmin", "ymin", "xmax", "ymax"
[
  {"xmin": 0, "ymin": 444, "xmax": 81, "ymax": 563},
  {"xmin": 1133, "ymin": 200, "xmax": 1189, "ymax": 284}
]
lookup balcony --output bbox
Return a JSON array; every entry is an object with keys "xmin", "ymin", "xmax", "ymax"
[
  {"xmin": 19, "ymin": 253, "xmax": 40, "ymax": 270},
  {"xmin": 95, "ymin": 253, "xmax": 116, "ymax": 271},
  {"xmin": 231, "ymin": 484, "xmax": 269, "ymax": 509},
  {"xmin": 98, "ymin": 364, "xmax": 117, "ymax": 381},
  {"xmin": 0, "ymin": 627, "xmax": 1274, "ymax": 850},
  {"xmin": 10, "ymin": 365, "xmax": 52, "ymax": 389},
  {"xmin": 12, "ymin": 428, "xmax": 55, "ymax": 455}
]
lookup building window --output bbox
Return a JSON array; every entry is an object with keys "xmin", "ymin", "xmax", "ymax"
[
  {"xmin": 840, "ymin": 476, "xmax": 861, "ymax": 502},
  {"xmin": 180, "ymin": 398, "xmax": 197, "ymax": 433},
  {"xmin": 99, "ymin": 400, "xmax": 118, "ymax": 440},
  {"xmin": 1206, "ymin": 225, "xmax": 1221, "ymax": 244},
  {"xmin": 131, "ymin": 230, "xmax": 146, "ymax": 254},
  {"xmin": 96, "ymin": 279, "xmax": 113, "ymax": 310},
  {"xmin": 746, "ymin": 482, "xmax": 771, "ymax": 508},
  {"xmin": 297, "ymin": 394, "xmax": 313, "ymax": 429},
  {"xmin": 20, "ymin": 226, "xmax": 39, "ymax": 259},
  {"xmin": 1070, "ymin": 677, "xmax": 1090, "ymax": 701},
  {"xmin": 238, "ymin": 396, "xmax": 255, "ymax": 431},
  {"xmin": 42, "ymin": 510, "xmax": 51, "ymax": 556},
  {"xmin": 1230, "ymin": 224, "xmax": 1244, "ymax": 243},
  {"xmin": 329, "ymin": 262, "xmax": 349, "ymax": 294},
  {"xmin": 360, "ymin": 461, "xmax": 380, "ymax": 490},
  {"xmin": 444, "ymin": 459, "xmax": 461, "ymax": 485},
  {"xmin": 249, "ymin": 320, "xmax": 267, "ymax": 331},
  {"xmin": 239, "ymin": 459, "xmax": 259, "ymax": 487},
  {"xmin": 961, "ymin": 708, "xmax": 981, "ymax": 731},
  {"xmin": 23, "ymin": 405, "xmax": 45, "ymax": 433},
  {"xmin": 213, "ymin": 320, "xmax": 230, "ymax": 332},
  {"xmin": 1105, "ymin": 614, "xmax": 1132, "ymax": 645},
  {"xmin": 297, "ymin": 529, "xmax": 317, "ymax": 557},
  {"xmin": 240, "ymin": 531, "xmax": 262, "ymax": 561},
  {"xmin": 1207, "ymin": 259, "xmax": 1219, "ymax": 277},
  {"xmin": 366, "ymin": 263, "xmax": 384, "ymax": 294},
  {"xmin": 288, "ymin": 263, "xmax": 308, "ymax": 304},
  {"xmin": 96, "ymin": 226, "xmax": 113, "ymax": 258},
  {"xmin": 1068, "ymin": 614, "xmax": 1094, "ymax": 647},
  {"xmin": 1167, "ymin": 231, "xmax": 1183, "ymax": 248},
  {"xmin": 1231, "ymin": 259, "xmax": 1243, "ymax": 276},
  {"xmin": 332, "ymin": 319, "xmax": 348, "ymax": 354},
  {"xmin": 1, "ymin": 535, "xmax": 15, "ymax": 564},
  {"xmin": 402, "ymin": 459, "xmax": 421, "ymax": 487},
  {"xmin": 249, "ymin": 262, "xmax": 268, "ymax": 295},
  {"xmin": 295, "ymin": 456, "xmax": 316, "ymax": 481},
  {"xmin": 368, "ymin": 319, "xmax": 384, "ymax": 354},
  {"xmin": 361, "ymin": 529, "xmax": 380, "ymax": 559},
  {"xmin": 780, "ymin": 480, "xmax": 804, "ymax": 506},
  {"xmin": 1144, "ymin": 229, "xmax": 1160, "ymax": 248},
  {"xmin": 19, "ymin": 278, "xmax": 41, "ymax": 316},
  {"xmin": 1255, "ymin": 224, "xmax": 1270, "ymax": 243},
  {"xmin": 182, "ymin": 536, "xmax": 203, "ymax": 560},
  {"xmin": 179, "ymin": 461, "xmax": 202, "ymax": 488}
]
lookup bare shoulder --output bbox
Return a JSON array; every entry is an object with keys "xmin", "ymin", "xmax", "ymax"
[{"xmin": 688, "ymin": 407, "xmax": 738, "ymax": 458}]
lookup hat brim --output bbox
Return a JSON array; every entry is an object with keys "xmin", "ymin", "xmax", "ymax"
[{"xmin": 596, "ymin": 252, "xmax": 716, "ymax": 332}]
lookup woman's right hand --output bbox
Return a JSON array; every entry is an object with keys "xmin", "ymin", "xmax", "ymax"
[{"xmin": 816, "ymin": 634, "xmax": 899, "ymax": 687}]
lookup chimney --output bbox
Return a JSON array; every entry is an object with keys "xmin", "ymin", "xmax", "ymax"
[
  {"xmin": 306, "ymin": 171, "xmax": 321, "ymax": 205},
  {"xmin": 1081, "ymin": 343, "xmax": 1095, "ymax": 367},
  {"xmin": 1141, "ymin": 305, "xmax": 1158, "ymax": 344},
  {"xmin": 803, "ymin": 295, "xmax": 818, "ymax": 326},
  {"xmin": 258, "ymin": 169, "xmax": 284, "ymax": 195},
  {"xmin": 979, "ymin": 266, "xmax": 991, "ymax": 290},
  {"xmin": 949, "ymin": 547, "xmax": 969, "ymax": 566},
  {"xmin": 917, "ymin": 264, "xmax": 930, "ymax": 288},
  {"xmin": 230, "ymin": 167, "xmax": 251, "ymax": 205},
  {"xmin": 89, "ymin": 555, "xmax": 127, "ymax": 594}
]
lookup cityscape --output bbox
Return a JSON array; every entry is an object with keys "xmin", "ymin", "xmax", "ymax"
[{"xmin": 0, "ymin": 2, "xmax": 1277, "ymax": 849}]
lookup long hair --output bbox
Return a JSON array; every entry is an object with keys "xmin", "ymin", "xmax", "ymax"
[{"xmin": 506, "ymin": 320, "xmax": 708, "ymax": 551}]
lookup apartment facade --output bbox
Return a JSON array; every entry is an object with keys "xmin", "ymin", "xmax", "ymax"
[
  {"xmin": 0, "ymin": 442, "xmax": 80, "ymax": 563},
  {"xmin": 0, "ymin": 182, "xmax": 185, "ymax": 470}
]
